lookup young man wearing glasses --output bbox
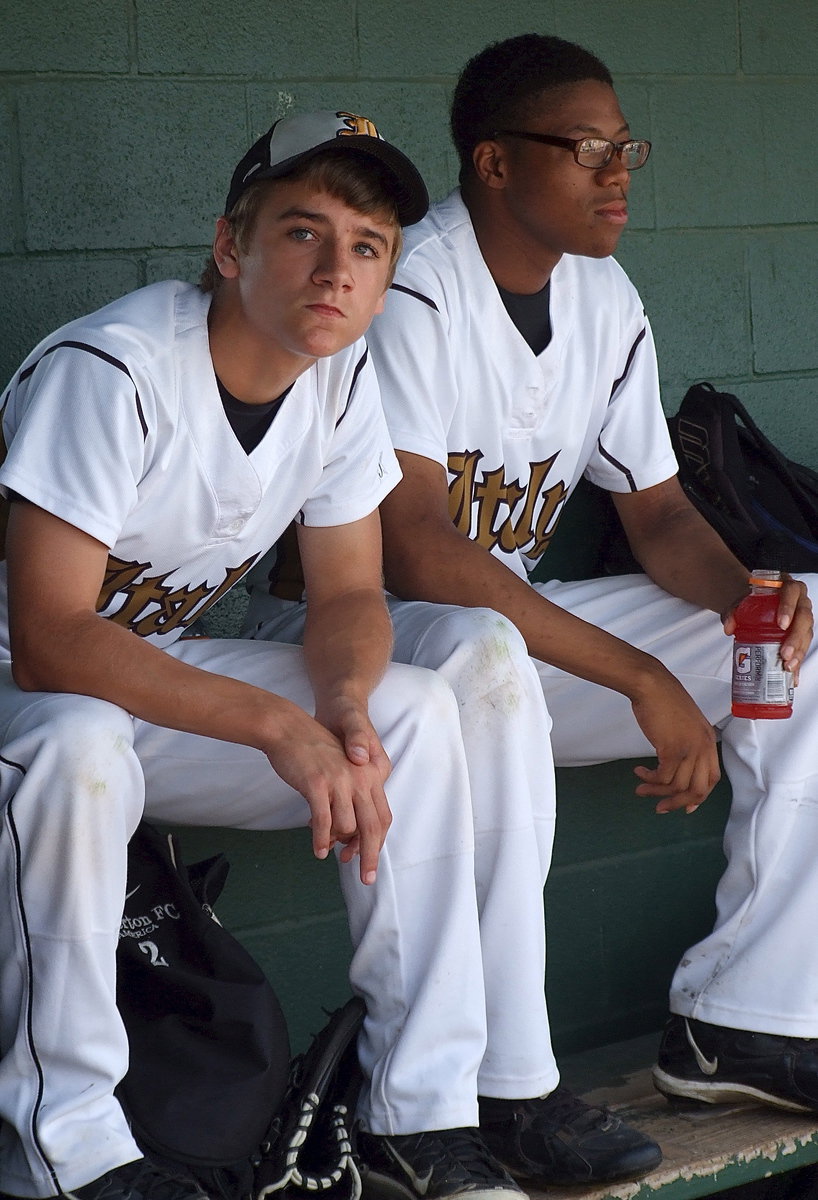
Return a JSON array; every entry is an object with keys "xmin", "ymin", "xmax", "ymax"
[{"xmin": 246, "ymin": 31, "xmax": 818, "ymax": 1193}]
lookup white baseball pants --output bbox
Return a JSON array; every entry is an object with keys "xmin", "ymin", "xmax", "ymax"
[
  {"xmin": 529, "ymin": 573, "xmax": 818, "ymax": 1039},
  {"xmin": 0, "ymin": 637, "xmax": 556, "ymax": 1198},
  {"xmin": 249, "ymin": 570, "xmax": 818, "ymax": 1050}
]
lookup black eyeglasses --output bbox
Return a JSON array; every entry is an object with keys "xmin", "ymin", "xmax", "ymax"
[{"xmin": 494, "ymin": 130, "xmax": 652, "ymax": 171}]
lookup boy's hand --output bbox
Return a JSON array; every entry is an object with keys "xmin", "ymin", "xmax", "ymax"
[
  {"xmin": 722, "ymin": 575, "xmax": 813, "ymax": 683},
  {"xmin": 314, "ymin": 696, "xmax": 392, "ymax": 872},
  {"xmin": 630, "ymin": 669, "xmax": 721, "ymax": 815},
  {"xmin": 263, "ymin": 705, "xmax": 392, "ymax": 886},
  {"xmin": 318, "ymin": 695, "xmax": 392, "ymax": 782}
]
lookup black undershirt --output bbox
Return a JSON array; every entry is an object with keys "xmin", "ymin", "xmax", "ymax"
[
  {"xmin": 216, "ymin": 377, "xmax": 291, "ymax": 454},
  {"xmin": 497, "ymin": 279, "xmax": 552, "ymax": 355}
]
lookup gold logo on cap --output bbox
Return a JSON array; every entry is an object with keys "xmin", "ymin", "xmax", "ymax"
[{"xmin": 336, "ymin": 112, "xmax": 380, "ymax": 139}]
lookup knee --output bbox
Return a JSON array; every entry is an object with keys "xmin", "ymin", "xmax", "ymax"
[
  {"xmin": 427, "ymin": 607, "xmax": 535, "ymax": 702},
  {"xmin": 372, "ymin": 661, "xmax": 463, "ymax": 744},
  {"xmin": 379, "ymin": 659, "xmax": 460, "ymax": 716},
  {"xmin": 4, "ymin": 693, "xmax": 142, "ymax": 821}
]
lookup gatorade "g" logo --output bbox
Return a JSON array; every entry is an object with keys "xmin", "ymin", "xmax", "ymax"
[{"xmin": 337, "ymin": 112, "xmax": 380, "ymax": 139}]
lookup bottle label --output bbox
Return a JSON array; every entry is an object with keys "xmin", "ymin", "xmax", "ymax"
[{"xmin": 733, "ymin": 642, "xmax": 794, "ymax": 707}]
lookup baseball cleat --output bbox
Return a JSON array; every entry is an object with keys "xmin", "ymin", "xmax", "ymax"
[
  {"xmin": 358, "ymin": 1127, "xmax": 523, "ymax": 1200},
  {"xmin": 478, "ymin": 1085, "xmax": 662, "ymax": 1186},
  {"xmin": 653, "ymin": 1014, "xmax": 818, "ymax": 1112}
]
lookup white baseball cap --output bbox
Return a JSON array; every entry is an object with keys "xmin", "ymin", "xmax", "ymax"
[{"xmin": 225, "ymin": 109, "xmax": 429, "ymax": 225}]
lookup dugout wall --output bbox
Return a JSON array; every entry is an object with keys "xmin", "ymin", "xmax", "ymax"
[{"xmin": 0, "ymin": 0, "xmax": 816, "ymax": 1053}]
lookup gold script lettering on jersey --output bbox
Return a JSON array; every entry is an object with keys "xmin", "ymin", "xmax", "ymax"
[
  {"xmin": 448, "ymin": 451, "xmax": 567, "ymax": 561},
  {"xmin": 96, "ymin": 555, "xmax": 258, "ymax": 637}
]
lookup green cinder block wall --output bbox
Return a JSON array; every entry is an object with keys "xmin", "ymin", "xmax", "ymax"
[{"xmin": 2, "ymin": 1, "xmax": 816, "ymax": 1052}]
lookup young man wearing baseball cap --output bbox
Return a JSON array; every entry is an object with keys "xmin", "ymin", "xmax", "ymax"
[
  {"xmin": 0, "ymin": 111, "xmax": 551, "ymax": 1200},
  {"xmin": 247, "ymin": 29, "xmax": 818, "ymax": 1195}
]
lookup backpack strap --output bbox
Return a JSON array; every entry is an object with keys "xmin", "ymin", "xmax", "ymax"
[{"xmin": 675, "ymin": 382, "xmax": 818, "ymax": 538}]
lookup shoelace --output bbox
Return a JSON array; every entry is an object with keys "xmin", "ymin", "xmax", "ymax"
[
  {"xmin": 405, "ymin": 1128, "xmax": 509, "ymax": 1185},
  {"xmin": 514, "ymin": 1087, "xmax": 616, "ymax": 1134}
]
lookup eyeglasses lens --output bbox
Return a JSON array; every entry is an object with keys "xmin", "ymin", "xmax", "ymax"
[
  {"xmin": 621, "ymin": 141, "xmax": 650, "ymax": 169},
  {"xmin": 576, "ymin": 139, "xmax": 613, "ymax": 168},
  {"xmin": 576, "ymin": 139, "xmax": 650, "ymax": 170}
]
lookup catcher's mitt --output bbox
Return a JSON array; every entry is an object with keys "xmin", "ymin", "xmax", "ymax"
[{"xmin": 255, "ymin": 996, "xmax": 366, "ymax": 1200}]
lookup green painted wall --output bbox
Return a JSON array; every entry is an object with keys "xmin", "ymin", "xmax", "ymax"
[
  {"xmin": 3, "ymin": 1, "xmax": 817, "ymax": 459},
  {"xmin": 2, "ymin": 1, "xmax": 816, "ymax": 1053}
]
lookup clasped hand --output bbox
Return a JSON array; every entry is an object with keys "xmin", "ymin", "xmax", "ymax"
[{"xmin": 264, "ymin": 699, "xmax": 392, "ymax": 886}]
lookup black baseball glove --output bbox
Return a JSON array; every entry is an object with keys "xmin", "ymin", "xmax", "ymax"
[{"xmin": 255, "ymin": 996, "xmax": 366, "ymax": 1200}]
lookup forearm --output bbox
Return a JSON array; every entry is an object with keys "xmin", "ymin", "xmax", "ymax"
[
  {"xmin": 613, "ymin": 478, "xmax": 751, "ymax": 619},
  {"xmin": 385, "ymin": 524, "xmax": 673, "ymax": 703},
  {"xmin": 6, "ymin": 502, "xmax": 307, "ymax": 753},
  {"xmin": 632, "ymin": 502, "xmax": 750, "ymax": 619},
  {"xmin": 302, "ymin": 587, "xmax": 394, "ymax": 719},
  {"xmin": 12, "ymin": 607, "xmax": 300, "ymax": 752}
]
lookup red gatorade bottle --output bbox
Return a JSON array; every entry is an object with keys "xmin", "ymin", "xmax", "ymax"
[{"xmin": 731, "ymin": 569, "xmax": 794, "ymax": 719}]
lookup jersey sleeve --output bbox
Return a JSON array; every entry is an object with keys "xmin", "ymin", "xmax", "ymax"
[
  {"xmin": 583, "ymin": 298, "xmax": 678, "ymax": 495},
  {"xmin": 0, "ymin": 342, "xmax": 148, "ymax": 548},
  {"xmin": 297, "ymin": 347, "xmax": 401, "ymax": 528},
  {"xmin": 366, "ymin": 271, "xmax": 458, "ymax": 469}
]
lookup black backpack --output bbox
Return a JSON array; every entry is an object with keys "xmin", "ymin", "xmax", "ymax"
[
  {"xmin": 117, "ymin": 823, "xmax": 364, "ymax": 1200},
  {"xmin": 593, "ymin": 382, "xmax": 818, "ymax": 578},
  {"xmin": 668, "ymin": 382, "xmax": 818, "ymax": 572}
]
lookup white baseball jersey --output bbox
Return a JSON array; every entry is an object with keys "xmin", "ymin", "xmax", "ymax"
[
  {"xmin": 0, "ymin": 280, "xmax": 399, "ymax": 656},
  {"xmin": 364, "ymin": 188, "xmax": 818, "ymax": 1051},
  {"xmin": 0, "ymin": 284, "xmax": 569, "ymax": 1198},
  {"xmin": 366, "ymin": 189, "xmax": 677, "ymax": 581}
]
